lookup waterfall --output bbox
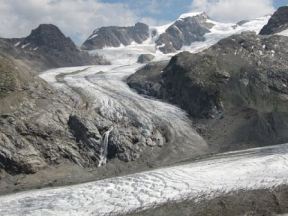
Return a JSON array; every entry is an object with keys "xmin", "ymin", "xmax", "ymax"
[{"xmin": 98, "ymin": 126, "xmax": 114, "ymax": 167}]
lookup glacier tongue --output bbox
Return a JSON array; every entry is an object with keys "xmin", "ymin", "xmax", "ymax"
[{"xmin": 0, "ymin": 144, "xmax": 288, "ymax": 216}]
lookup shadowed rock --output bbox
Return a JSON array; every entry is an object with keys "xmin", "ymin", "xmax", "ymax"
[
  {"xmin": 137, "ymin": 54, "xmax": 155, "ymax": 63},
  {"xmin": 1, "ymin": 24, "xmax": 109, "ymax": 71},
  {"xmin": 260, "ymin": 6, "xmax": 288, "ymax": 35}
]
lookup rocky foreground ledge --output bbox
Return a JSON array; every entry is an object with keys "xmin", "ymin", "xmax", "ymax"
[{"xmin": 0, "ymin": 144, "xmax": 287, "ymax": 216}]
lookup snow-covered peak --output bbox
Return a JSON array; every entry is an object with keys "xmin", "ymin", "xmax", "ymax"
[
  {"xmin": 178, "ymin": 11, "xmax": 205, "ymax": 19},
  {"xmin": 84, "ymin": 13, "xmax": 271, "ymax": 57}
]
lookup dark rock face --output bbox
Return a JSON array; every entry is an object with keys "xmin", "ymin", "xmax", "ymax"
[
  {"xmin": 81, "ymin": 13, "xmax": 214, "ymax": 53},
  {"xmin": 81, "ymin": 22, "xmax": 149, "ymax": 50},
  {"xmin": 137, "ymin": 54, "xmax": 155, "ymax": 63},
  {"xmin": 128, "ymin": 32, "xmax": 288, "ymax": 150},
  {"xmin": 1, "ymin": 24, "xmax": 109, "ymax": 71},
  {"xmin": 127, "ymin": 61, "xmax": 168, "ymax": 97},
  {"xmin": 22, "ymin": 24, "xmax": 78, "ymax": 52},
  {"xmin": 162, "ymin": 32, "xmax": 288, "ymax": 118},
  {"xmin": 260, "ymin": 6, "xmax": 288, "ymax": 35},
  {"xmin": 156, "ymin": 13, "xmax": 213, "ymax": 53},
  {"xmin": 0, "ymin": 54, "xmax": 107, "ymax": 174},
  {"xmin": 68, "ymin": 115, "xmax": 102, "ymax": 163},
  {"xmin": 161, "ymin": 32, "xmax": 288, "ymax": 148}
]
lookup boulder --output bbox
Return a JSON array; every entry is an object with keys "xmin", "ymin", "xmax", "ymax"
[{"xmin": 137, "ymin": 54, "xmax": 155, "ymax": 63}]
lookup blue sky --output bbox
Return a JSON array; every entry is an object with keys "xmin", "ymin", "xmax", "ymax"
[{"xmin": 101, "ymin": 0, "xmax": 288, "ymax": 23}]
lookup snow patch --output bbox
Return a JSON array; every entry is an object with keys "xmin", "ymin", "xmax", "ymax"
[
  {"xmin": 21, "ymin": 43, "xmax": 30, "ymax": 49},
  {"xmin": 14, "ymin": 42, "xmax": 21, "ymax": 47},
  {"xmin": 277, "ymin": 29, "xmax": 288, "ymax": 37},
  {"xmin": 88, "ymin": 33, "xmax": 98, "ymax": 40}
]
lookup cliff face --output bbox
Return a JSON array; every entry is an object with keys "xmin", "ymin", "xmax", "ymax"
[
  {"xmin": 155, "ymin": 13, "xmax": 213, "ymax": 53},
  {"xmin": 260, "ymin": 6, "xmax": 288, "ymax": 35},
  {"xmin": 0, "ymin": 54, "xmax": 100, "ymax": 175},
  {"xmin": 161, "ymin": 32, "xmax": 288, "ymax": 118}
]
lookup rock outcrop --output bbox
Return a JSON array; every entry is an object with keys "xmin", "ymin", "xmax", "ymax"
[
  {"xmin": 0, "ymin": 53, "xmax": 170, "ymax": 180},
  {"xmin": 155, "ymin": 13, "xmax": 214, "ymax": 53},
  {"xmin": 81, "ymin": 23, "xmax": 150, "ymax": 50},
  {"xmin": 161, "ymin": 32, "xmax": 288, "ymax": 118},
  {"xmin": 127, "ymin": 61, "xmax": 168, "ymax": 97},
  {"xmin": 128, "ymin": 31, "xmax": 288, "ymax": 150},
  {"xmin": 260, "ymin": 6, "xmax": 288, "ymax": 35},
  {"xmin": 137, "ymin": 54, "xmax": 155, "ymax": 63}
]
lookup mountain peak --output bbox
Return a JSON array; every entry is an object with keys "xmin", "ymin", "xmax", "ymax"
[
  {"xmin": 81, "ymin": 22, "xmax": 149, "ymax": 50},
  {"xmin": 32, "ymin": 24, "xmax": 62, "ymax": 34},
  {"xmin": 22, "ymin": 24, "xmax": 77, "ymax": 51},
  {"xmin": 259, "ymin": 6, "xmax": 288, "ymax": 35},
  {"xmin": 178, "ymin": 11, "xmax": 207, "ymax": 20}
]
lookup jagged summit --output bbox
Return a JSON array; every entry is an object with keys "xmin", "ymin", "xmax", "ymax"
[
  {"xmin": 178, "ymin": 11, "xmax": 207, "ymax": 19},
  {"xmin": 21, "ymin": 24, "xmax": 77, "ymax": 52},
  {"xmin": 155, "ymin": 12, "xmax": 213, "ymax": 53},
  {"xmin": 82, "ymin": 11, "xmax": 269, "ymax": 54},
  {"xmin": 260, "ymin": 6, "xmax": 288, "ymax": 35},
  {"xmin": 1, "ymin": 24, "xmax": 108, "ymax": 70},
  {"xmin": 81, "ymin": 22, "xmax": 150, "ymax": 50},
  {"xmin": 81, "ymin": 12, "xmax": 212, "ymax": 52}
]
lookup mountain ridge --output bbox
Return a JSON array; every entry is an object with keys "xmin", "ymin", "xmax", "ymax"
[
  {"xmin": 1, "ymin": 24, "xmax": 109, "ymax": 71},
  {"xmin": 81, "ymin": 12, "xmax": 270, "ymax": 54}
]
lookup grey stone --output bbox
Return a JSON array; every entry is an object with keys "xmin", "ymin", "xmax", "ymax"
[
  {"xmin": 1, "ymin": 24, "xmax": 109, "ymax": 71},
  {"xmin": 137, "ymin": 54, "xmax": 155, "ymax": 63},
  {"xmin": 260, "ymin": 6, "xmax": 288, "ymax": 35},
  {"xmin": 156, "ymin": 13, "xmax": 214, "ymax": 53},
  {"xmin": 128, "ymin": 31, "xmax": 288, "ymax": 150},
  {"xmin": 81, "ymin": 23, "xmax": 149, "ymax": 50}
]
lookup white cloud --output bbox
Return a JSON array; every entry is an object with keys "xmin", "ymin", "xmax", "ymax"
[
  {"xmin": 0, "ymin": 0, "xmax": 139, "ymax": 44},
  {"xmin": 191, "ymin": 0, "xmax": 275, "ymax": 22}
]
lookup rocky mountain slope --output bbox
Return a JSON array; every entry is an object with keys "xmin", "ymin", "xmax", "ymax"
[
  {"xmin": 81, "ymin": 22, "xmax": 150, "ymax": 50},
  {"xmin": 1, "ymin": 24, "xmax": 108, "ymax": 71},
  {"xmin": 82, "ymin": 12, "xmax": 270, "ymax": 54},
  {"xmin": 155, "ymin": 12, "xmax": 213, "ymax": 53},
  {"xmin": 0, "ymin": 24, "xmax": 112, "ymax": 192},
  {"xmin": 0, "ymin": 52, "xmax": 159, "ymax": 193},
  {"xmin": 0, "ymin": 6, "xmax": 287, "ymax": 200},
  {"xmin": 0, "ymin": 54, "xmax": 109, "ymax": 176},
  {"xmin": 260, "ymin": 6, "xmax": 288, "ymax": 35},
  {"xmin": 127, "ymin": 8, "xmax": 288, "ymax": 152},
  {"xmin": 0, "ymin": 22, "xmax": 207, "ymax": 194}
]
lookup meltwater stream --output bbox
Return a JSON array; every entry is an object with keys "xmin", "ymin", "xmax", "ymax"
[{"xmin": 98, "ymin": 126, "xmax": 114, "ymax": 167}]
